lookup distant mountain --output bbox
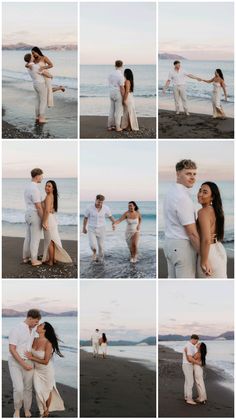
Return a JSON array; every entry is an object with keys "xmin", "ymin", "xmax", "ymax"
[
  {"xmin": 159, "ymin": 331, "xmax": 234, "ymax": 341},
  {"xmin": 2, "ymin": 309, "xmax": 77, "ymax": 317},
  {"xmin": 3, "ymin": 42, "xmax": 77, "ymax": 51},
  {"xmin": 80, "ymin": 336, "xmax": 156, "ymax": 346},
  {"xmin": 159, "ymin": 53, "xmax": 187, "ymax": 60}
]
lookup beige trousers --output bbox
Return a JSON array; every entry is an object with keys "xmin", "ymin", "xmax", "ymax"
[
  {"xmin": 182, "ymin": 363, "xmax": 194, "ymax": 400},
  {"xmin": 108, "ymin": 89, "xmax": 123, "ymax": 129},
  {"xmin": 194, "ymin": 365, "xmax": 207, "ymax": 401},
  {"xmin": 8, "ymin": 357, "xmax": 34, "ymax": 411},
  {"xmin": 33, "ymin": 81, "xmax": 47, "ymax": 117},
  {"xmin": 93, "ymin": 342, "xmax": 99, "ymax": 355},
  {"xmin": 164, "ymin": 238, "xmax": 197, "ymax": 278},
  {"xmin": 23, "ymin": 210, "xmax": 42, "ymax": 261},
  {"xmin": 173, "ymin": 85, "xmax": 188, "ymax": 112},
  {"xmin": 88, "ymin": 226, "xmax": 106, "ymax": 258}
]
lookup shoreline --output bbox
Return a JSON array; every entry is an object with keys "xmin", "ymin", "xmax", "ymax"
[
  {"xmin": 80, "ymin": 349, "xmax": 156, "ymax": 417},
  {"xmin": 80, "ymin": 115, "xmax": 156, "ymax": 138},
  {"xmin": 158, "ymin": 109, "xmax": 234, "ymax": 139},
  {"xmin": 2, "ymin": 236, "xmax": 77, "ymax": 278},
  {"xmin": 158, "ymin": 247, "xmax": 234, "ymax": 278},
  {"xmin": 2, "ymin": 360, "xmax": 77, "ymax": 418},
  {"xmin": 158, "ymin": 345, "xmax": 234, "ymax": 417}
]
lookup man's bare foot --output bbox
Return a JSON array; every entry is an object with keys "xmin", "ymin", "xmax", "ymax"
[
  {"xmin": 23, "ymin": 258, "xmax": 30, "ymax": 264},
  {"xmin": 31, "ymin": 260, "xmax": 42, "ymax": 267},
  {"xmin": 60, "ymin": 86, "xmax": 65, "ymax": 92},
  {"xmin": 116, "ymin": 128, "xmax": 122, "ymax": 132},
  {"xmin": 38, "ymin": 118, "xmax": 46, "ymax": 124},
  {"xmin": 13, "ymin": 410, "xmax": 20, "ymax": 418}
]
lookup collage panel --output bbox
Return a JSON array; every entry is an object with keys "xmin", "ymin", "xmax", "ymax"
[
  {"xmin": 2, "ymin": 1, "xmax": 78, "ymax": 139},
  {"xmin": 158, "ymin": 280, "xmax": 234, "ymax": 417},
  {"xmin": 80, "ymin": 141, "xmax": 156, "ymax": 278},
  {"xmin": 2, "ymin": 141, "xmax": 78, "ymax": 278},
  {"xmin": 80, "ymin": 280, "xmax": 156, "ymax": 417},
  {"xmin": 80, "ymin": 1, "xmax": 156, "ymax": 139},
  {"xmin": 158, "ymin": 2, "xmax": 234, "ymax": 139},
  {"xmin": 2, "ymin": 280, "xmax": 78, "ymax": 418},
  {"xmin": 158, "ymin": 141, "xmax": 234, "ymax": 279}
]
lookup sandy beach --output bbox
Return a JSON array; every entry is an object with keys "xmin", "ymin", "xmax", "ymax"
[
  {"xmin": 158, "ymin": 110, "xmax": 234, "ymax": 139},
  {"xmin": 158, "ymin": 248, "xmax": 234, "ymax": 279},
  {"xmin": 159, "ymin": 345, "xmax": 234, "ymax": 417},
  {"xmin": 2, "ymin": 360, "xmax": 77, "ymax": 418},
  {"xmin": 80, "ymin": 349, "xmax": 156, "ymax": 417},
  {"xmin": 2, "ymin": 236, "xmax": 77, "ymax": 278},
  {"xmin": 80, "ymin": 116, "xmax": 156, "ymax": 139}
]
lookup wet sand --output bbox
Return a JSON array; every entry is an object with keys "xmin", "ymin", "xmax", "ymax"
[
  {"xmin": 80, "ymin": 349, "xmax": 156, "ymax": 417},
  {"xmin": 2, "ymin": 236, "xmax": 77, "ymax": 278},
  {"xmin": 159, "ymin": 345, "xmax": 234, "ymax": 417}
]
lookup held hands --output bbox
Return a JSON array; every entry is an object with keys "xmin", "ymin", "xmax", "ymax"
[
  {"xmin": 24, "ymin": 351, "xmax": 33, "ymax": 360},
  {"xmin": 42, "ymin": 223, "xmax": 48, "ymax": 231},
  {"xmin": 201, "ymin": 261, "xmax": 212, "ymax": 277},
  {"xmin": 112, "ymin": 222, "xmax": 116, "ymax": 231},
  {"xmin": 82, "ymin": 227, "xmax": 87, "ymax": 234}
]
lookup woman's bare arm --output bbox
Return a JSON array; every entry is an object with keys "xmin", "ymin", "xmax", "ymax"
[
  {"xmin": 42, "ymin": 195, "xmax": 52, "ymax": 228},
  {"xmin": 200, "ymin": 77, "xmax": 215, "ymax": 83},
  {"xmin": 137, "ymin": 212, "xmax": 142, "ymax": 231},
  {"xmin": 40, "ymin": 55, "xmax": 53, "ymax": 70},
  {"xmin": 25, "ymin": 342, "xmax": 52, "ymax": 365},
  {"xmin": 198, "ymin": 208, "xmax": 212, "ymax": 275},
  {"xmin": 114, "ymin": 212, "xmax": 128, "ymax": 225},
  {"xmin": 221, "ymin": 80, "xmax": 227, "ymax": 100},
  {"xmin": 123, "ymin": 80, "xmax": 130, "ymax": 103}
]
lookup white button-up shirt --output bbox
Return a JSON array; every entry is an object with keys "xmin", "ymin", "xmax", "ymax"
[
  {"xmin": 28, "ymin": 63, "xmax": 45, "ymax": 84},
  {"xmin": 85, "ymin": 204, "xmax": 112, "ymax": 228},
  {"xmin": 91, "ymin": 331, "xmax": 100, "ymax": 344},
  {"xmin": 8, "ymin": 322, "xmax": 36, "ymax": 359},
  {"xmin": 108, "ymin": 69, "xmax": 124, "ymax": 90},
  {"xmin": 183, "ymin": 341, "xmax": 197, "ymax": 364},
  {"xmin": 164, "ymin": 183, "xmax": 196, "ymax": 240},
  {"xmin": 24, "ymin": 182, "xmax": 42, "ymax": 211},
  {"xmin": 168, "ymin": 68, "xmax": 188, "ymax": 86}
]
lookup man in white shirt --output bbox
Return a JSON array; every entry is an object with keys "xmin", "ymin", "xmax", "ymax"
[
  {"xmin": 23, "ymin": 168, "xmax": 44, "ymax": 266},
  {"xmin": 163, "ymin": 60, "xmax": 200, "ymax": 115},
  {"xmin": 107, "ymin": 60, "xmax": 125, "ymax": 132},
  {"xmin": 182, "ymin": 334, "xmax": 199, "ymax": 405},
  {"xmin": 163, "ymin": 159, "xmax": 200, "ymax": 278},
  {"xmin": 91, "ymin": 329, "xmax": 100, "ymax": 358},
  {"xmin": 8, "ymin": 309, "xmax": 41, "ymax": 418},
  {"xmin": 83, "ymin": 194, "xmax": 116, "ymax": 261}
]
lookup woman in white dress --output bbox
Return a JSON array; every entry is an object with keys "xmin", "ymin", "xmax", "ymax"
[
  {"xmin": 199, "ymin": 69, "xmax": 227, "ymax": 118},
  {"xmin": 42, "ymin": 180, "xmax": 72, "ymax": 266},
  {"xmin": 99, "ymin": 333, "xmax": 108, "ymax": 359},
  {"xmin": 121, "ymin": 69, "xmax": 139, "ymax": 131},
  {"xmin": 25, "ymin": 322, "xmax": 65, "ymax": 417},
  {"xmin": 196, "ymin": 182, "xmax": 227, "ymax": 278},
  {"xmin": 114, "ymin": 201, "xmax": 141, "ymax": 263},
  {"xmin": 185, "ymin": 342, "xmax": 207, "ymax": 404}
]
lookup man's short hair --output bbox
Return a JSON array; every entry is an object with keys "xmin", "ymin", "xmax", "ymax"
[
  {"xmin": 191, "ymin": 334, "xmax": 199, "ymax": 340},
  {"xmin": 27, "ymin": 309, "xmax": 41, "ymax": 319},
  {"xmin": 24, "ymin": 53, "xmax": 32, "ymax": 63},
  {"xmin": 96, "ymin": 194, "xmax": 105, "ymax": 201},
  {"xmin": 174, "ymin": 60, "xmax": 180, "ymax": 65},
  {"xmin": 31, "ymin": 168, "xmax": 43, "ymax": 178},
  {"xmin": 96, "ymin": 328, "xmax": 99, "ymax": 331},
  {"xmin": 115, "ymin": 60, "xmax": 123, "ymax": 68},
  {"xmin": 175, "ymin": 159, "xmax": 197, "ymax": 172}
]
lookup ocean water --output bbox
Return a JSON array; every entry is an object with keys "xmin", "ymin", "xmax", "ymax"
[
  {"xmin": 2, "ymin": 316, "xmax": 77, "ymax": 389},
  {"xmin": 159, "ymin": 60, "xmax": 234, "ymax": 116},
  {"xmin": 158, "ymin": 181, "xmax": 234, "ymax": 253},
  {"xmin": 2, "ymin": 178, "xmax": 77, "ymax": 240},
  {"xmin": 160, "ymin": 340, "xmax": 234, "ymax": 390},
  {"xmin": 80, "ymin": 201, "xmax": 156, "ymax": 278},
  {"xmin": 80, "ymin": 64, "xmax": 156, "ymax": 117},
  {"xmin": 2, "ymin": 50, "xmax": 77, "ymax": 138},
  {"xmin": 82, "ymin": 345, "xmax": 156, "ymax": 371}
]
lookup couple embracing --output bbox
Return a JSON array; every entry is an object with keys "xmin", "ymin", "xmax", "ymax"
[
  {"xmin": 23, "ymin": 168, "xmax": 72, "ymax": 267},
  {"xmin": 164, "ymin": 159, "xmax": 227, "ymax": 278},
  {"xmin": 107, "ymin": 60, "xmax": 139, "ymax": 132},
  {"xmin": 8, "ymin": 309, "xmax": 64, "ymax": 418}
]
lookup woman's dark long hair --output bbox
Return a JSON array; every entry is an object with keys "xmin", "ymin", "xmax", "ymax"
[
  {"xmin": 31, "ymin": 46, "xmax": 44, "ymax": 57},
  {"xmin": 216, "ymin": 68, "xmax": 224, "ymax": 80},
  {"xmin": 102, "ymin": 333, "xmax": 107, "ymax": 343},
  {"xmin": 44, "ymin": 322, "xmax": 64, "ymax": 357},
  {"xmin": 201, "ymin": 181, "xmax": 224, "ymax": 241},
  {"xmin": 46, "ymin": 180, "xmax": 59, "ymax": 212},
  {"xmin": 124, "ymin": 69, "xmax": 134, "ymax": 92},
  {"xmin": 129, "ymin": 201, "xmax": 139, "ymax": 211},
  {"xmin": 199, "ymin": 342, "xmax": 207, "ymax": 366}
]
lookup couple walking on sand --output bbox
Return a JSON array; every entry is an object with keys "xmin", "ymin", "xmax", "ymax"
[
  {"xmin": 82, "ymin": 194, "xmax": 142, "ymax": 263},
  {"xmin": 8, "ymin": 309, "xmax": 65, "ymax": 418},
  {"xmin": 163, "ymin": 60, "xmax": 228, "ymax": 118},
  {"xmin": 23, "ymin": 168, "xmax": 72, "ymax": 267},
  {"xmin": 91, "ymin": 329, "xmax": 108, "ymax": 359},
  {"xmin": 183, "ymin": 334, "xmax": 207, "ymax": 406},
  {"xmin": 107, "ymin": 60, "xmax": 139, "ymax": 132},
  {"xmin": 163, "ymin": 159, "xmax": 227, "ymax": 278}
]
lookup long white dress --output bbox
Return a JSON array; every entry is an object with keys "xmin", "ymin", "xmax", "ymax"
[
  {"xmin": 42, "ymin": 213, "xmax": 72, "ymax": 263},
  {"xmin": 32, "ymin": 349, "xmax": 65, "ymax": 415},
  {"xmin": 194, "ymin": 364, "xmax": 207, "ymax": 402},
  {"xmin": 121, "ymin": 93, "xmax": 139, "ymax": 131},
  {"xmin": 197, "ymin": 241, "xmax": 227, "ymax": 278},
  {"xmin": 125, "ymin": 218, "xmax": 139, "ymax": 250},
  {"xmin": 212, "ymin": 82, "xmax": 225, "ymax": 118}
]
